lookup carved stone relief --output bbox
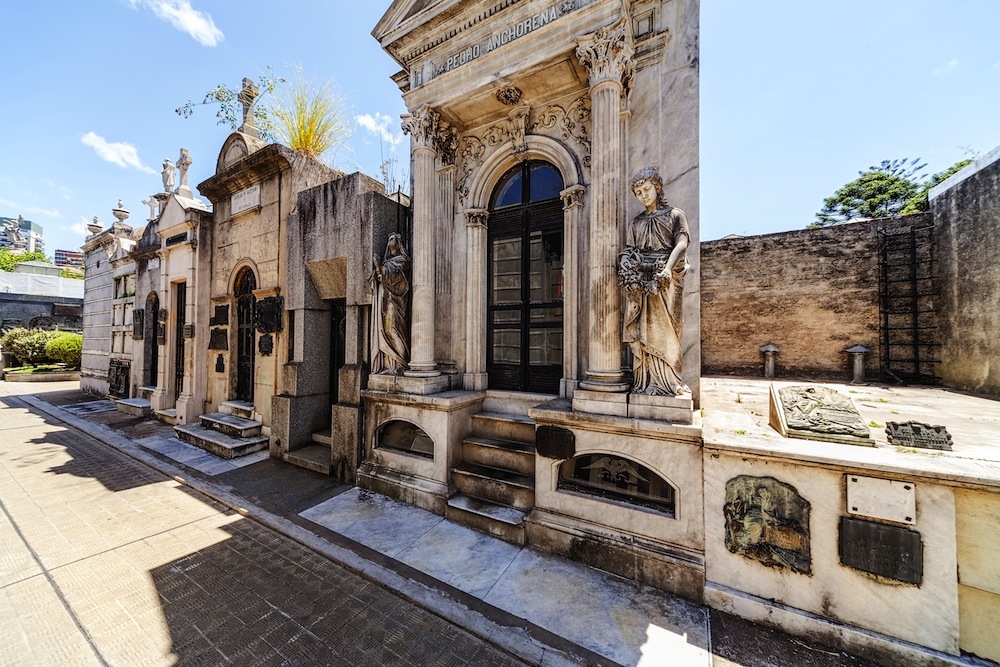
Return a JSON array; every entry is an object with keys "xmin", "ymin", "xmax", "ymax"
[
  {"xmin": 724, "ymin": 475, "xmax": 811, "ymax": 574},
  {"xmin": 771, "ymin": 384, "xmax": 872, "ymax": 445}
]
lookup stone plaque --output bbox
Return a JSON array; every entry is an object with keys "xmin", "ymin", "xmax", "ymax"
[
  {"xmin": 215, "ymin": 354, "xmax": 225, "ymax": 373},
  {"xmin": 846, "ymin": 475, "xmax": 915, "ymax": 525},
  {"xmin": 886, "ymin": 422, "xmax": 952, "ymax": 451},
  {"xmin": 165, "ymin": 232, "xmax": 187, "ymax": 246},
  {"xmin": 132, "ymin": 309, "xmax": 144, "ymax": 339},
  {"xmin": 770, "ymin": 384, "xmax": 873, "ymax": 446},
  {"xmin": 183, "ymin": 323, "xmax": 195, "ymax": 339},
  {"xmin": 724, "ymin": 475, "xmax": 811, "ymax": 574},
  {"xmin": 231, "ymin": 183, "xmax": 260, "ymax": 216},
  {"xmin": 255, "ymin": 296, "xmax": 284, "ymax": 333},
  {"xmin": 258, "ymin": 333, "xmax": 273, "ymax": 356},
  {"xmin": 209, "ymin": 328, "xmax": 228, "ymax": 350},
  {"xmin": 839, "ymin": 517, "xmax": 922, "ymax": 584},
  {"xmin": 535, "ymin": 426, "xmax": 575, "ymax": 459},
  {"xmin": 210, "ymin": 304, "xmax": 229, "ymax": 326}
]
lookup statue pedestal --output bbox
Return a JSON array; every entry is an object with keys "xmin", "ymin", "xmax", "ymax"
[
  {"xmin": 368, "ymin": 372, "xmax": 450, "ymax": 396},
  {"xmin": 572, "ymin": 388, "xmax": 693, "ymax": 424}
]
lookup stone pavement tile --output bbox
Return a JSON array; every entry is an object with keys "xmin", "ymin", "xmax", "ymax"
[
  {"xmin": 300, "ymin": 486, "xmax": 443, "ymax": 557},
  {"xmin": 395, "ymin": 517, "xmax": 522, "ymax": 598},
  {"xmin": 0, "ymin": 508, "xmax": 42, "ymax": 588},
  {"xmin": 0, "ymin": 575, "xmax": 101, "ymax": 667},
  {"xmin": 485, "ymin": 547, "xmax": 711, "ymax": 666}
]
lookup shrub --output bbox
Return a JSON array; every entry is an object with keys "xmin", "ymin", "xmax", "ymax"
[
  {"xmin": 8, "ymin": 330, "xmax": 62, "ymax": 365},
  {"xmin": 0, "ymin": 327, "xmax": 33, "ymax": 365},
  {"xmin": 45, "ymin": 333, "xmax": 83, "ymax": 368}
]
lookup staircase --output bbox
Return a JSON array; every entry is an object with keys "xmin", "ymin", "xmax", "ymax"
[
  {"xmin": 175, "ymin": 400, "xmax": 268, "ymax": 459},
  {"xmin": 446, "ymin": 393, "xmax": 545, "ymax": 545}
]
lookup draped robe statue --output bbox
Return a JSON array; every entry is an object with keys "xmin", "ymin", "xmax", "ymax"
[
  {"xmin": 369, "ymin": 233, "xmax": 411, "ymax": 374},
  {"xmin": 618, "ymin": 166, "xmax": 690, "ymax": 396}
]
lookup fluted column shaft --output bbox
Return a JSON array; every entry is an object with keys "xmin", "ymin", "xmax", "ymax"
[
  {"xmin": 402, "ymin": 105, "xmax": 441, "ymax": 377},
  {"xmin": 463, "ymin": 209, "xmax": 488, "ymax": 391},
  {"xmin": 577, "ymin": 19, "xmax": 634, "ymax": 392}
]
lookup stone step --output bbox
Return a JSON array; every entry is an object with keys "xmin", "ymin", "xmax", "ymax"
[
  {"xmin": 471, "ymin": 411, "xmax": 536, "ymax": 444},
  {"xmin": 219, "ymin": 400, "xmax": 254, "ymax": 419},
  {"xmin": 138, "ymin": 385, "xmax": 156, "ymax": 399},
  {"xmin": 481, "ymin": 390, "xmax": 555, "ymax": 416},
  {"xmin": 115, "ymin": 397, "xmax": 151, "ymax": 418},
  {"xmin": 451, "ymin": 462, "xmax": 534, "ymax": 511},
  {"xmin": 153, "ymin": 408, "xmax": 180, "ymax": 425},
  {"xmin": 174, "ymin": 423, "xmax": 268, "ymax": 460},
  {"xmin": 446, "ymin": 493, "xmax": 527, "ymax": 545},
  {"xmin": 282, "ymin": 444, "xmax": 331, "ymax": 475},
  {"xmin": 199, "ymin": 412, "xmax": 262, "ymax": 438},
  {"xmin": 311, "ymin": 429, "xmax": 335, "ymax": 446},
  {"xmin": 462, "ymin": 436, "xmax": 535, "ymax": 476}
]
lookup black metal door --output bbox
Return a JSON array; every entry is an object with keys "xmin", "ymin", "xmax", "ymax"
[
  {"xmin": 174, "ymin": 283, "xmax": 186, "ymax": 400},
  {"xmin": 145, "ymin": 292, "xmax": 159, "ymax": 387},
  {"xmin": 330, "ymin": 300, "xmax": 347, "ymax": 405},
  {"xmin": 235, "ymin": 268, "xmax": 257, "ymax": 402},
  {"xmin": 487, "ymin": 161, "xmax": 564, "ymax": 394}
]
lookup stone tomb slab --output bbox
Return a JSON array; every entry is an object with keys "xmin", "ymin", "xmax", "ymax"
[{"xmin": 769, "ymin": 383, "xmax": 874, "ymax": 446}]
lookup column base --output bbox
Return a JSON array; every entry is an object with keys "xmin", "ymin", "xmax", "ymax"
[
  {"xmin": 578, "ymin": 377, "xmax": 629, "ymax": 393},
  {"xmin": 368, "ymin": 372, "xmax": 450, "ymax": 395},
  {"xmin": 404, "ymin": 366, "xmax": 441, "ymax": 378}
]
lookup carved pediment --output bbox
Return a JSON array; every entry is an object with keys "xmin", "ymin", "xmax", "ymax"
[{"xmin": 216, "ymin": 132, "xmax": 267, "ymax": 174}]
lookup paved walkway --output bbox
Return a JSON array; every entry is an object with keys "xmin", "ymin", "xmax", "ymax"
[{"xmin": 1, "ymin": 381, "xmax": 879, "ymax": 666}]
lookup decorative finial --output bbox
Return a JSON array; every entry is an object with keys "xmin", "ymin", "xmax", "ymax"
[{"xmin": 87, "ymin": 216, "xmax": 102, "ymax": 235}]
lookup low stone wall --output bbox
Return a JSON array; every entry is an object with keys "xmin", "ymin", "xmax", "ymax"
[{"xmin": 3, "ymin": 371, "xmax": 80, "ymax": 383}]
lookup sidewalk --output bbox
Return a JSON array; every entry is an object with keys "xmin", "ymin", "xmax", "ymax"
[{"xmin": 9, "ymin": 382, "xmax": 880, "ymax": 667}]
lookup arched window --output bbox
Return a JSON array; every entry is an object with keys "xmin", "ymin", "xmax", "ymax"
[{"xmin": 558, "ymin": 454, "xmax": 676, "ymax": 516}]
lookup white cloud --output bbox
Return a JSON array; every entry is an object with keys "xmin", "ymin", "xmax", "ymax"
[
  {"xmin": 356, "ymin": 113, "xmax": 404, "ymax": 148},
  {"xmin": 81, "ymin": 132, "xmax": 156, "ymax": 174},
  {"xmin": 126, "ymin": 0, "xmax": 223, "ymax": 47},
  {"xmin": 0, "ymin": 197, "xmax": 61, "ymax": 218},
  {"xmin": 932, "ymin": 59, "xmax": 959, "ymax": 77},
  {"xmin": 45, "ymin": 179, "xmax": 72, "ymax": 200},
  {"xmin": 66, "ymin": 216, "xmax": 94, "ymax": 238}
]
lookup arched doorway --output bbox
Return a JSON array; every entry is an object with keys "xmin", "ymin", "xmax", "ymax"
[
  {"xmin": 487, "ymin": 160, "xmax": 564, "ymax": 393},
  {"xmin": 234, "ymin": 267, "xmax": 257, "ymax": 402},
  {"xmin": 144, "ymin": 291, "xmax": 159, "ymax": 386}
]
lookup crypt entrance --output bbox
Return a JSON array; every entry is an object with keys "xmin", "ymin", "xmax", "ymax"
[
  {"xmin": 234, "ymin": 266, "xmax": 257, "ymax": 403},
  {"xmin": 487, "ymin": 160, "xmax": 564, "ymax": 394}
]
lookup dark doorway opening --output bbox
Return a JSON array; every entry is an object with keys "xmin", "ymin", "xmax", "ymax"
[
  {"xmin": 173, "ymin": 283, "xmax": 186, "ymax": 400},
  {"xmin": 330, "ymin": 300, "xmax": 347, "ymax": 405},
  {"xmin": 144, "ymin": 291, "xmax": 159, "ymax": 387},
  {"xmin": 235, "ymin": 267, "xmax": 257, "ymax": 402},
  {"xmin": 487, "ymin": 160, "xmax": 564, "ymax": 394}
]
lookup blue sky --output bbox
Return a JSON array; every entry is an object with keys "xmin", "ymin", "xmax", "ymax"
[{"xmin": 1, "ymin": 1, "xmax": 998, "ymax": 255}]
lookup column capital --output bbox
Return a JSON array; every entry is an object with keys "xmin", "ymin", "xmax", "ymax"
[
  {"xmin": 560, "ymin": 184, "xmax": 586, "ymax": 211},
  {"xmin": 464, "ymin": 208, "xmax": 489, "ymax": 228},
  {"xmin": 575, "ymin": 18, "xmax": 634, "ymax": 95},
  {"xmin": 402, "ymin": 104, "xmax": 441, "ymax": 153}
]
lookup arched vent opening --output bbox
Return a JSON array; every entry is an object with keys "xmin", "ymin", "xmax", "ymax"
[
  {"xmin": 376, "ymin": 420, "xmax": 434, "ymax": 459},
  {"xmin": 558, "ymin": 454, "xmax": 675, "ymax": 516}
]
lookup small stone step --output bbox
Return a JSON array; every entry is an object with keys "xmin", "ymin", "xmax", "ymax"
[
  {"xmin": 446, "ymin": 493, "xmax": 527, "ymax": 545},
  {"xmin": 463, "ymin": 436, "xmax": 535, "ymax": 476},
  {"xmin": 115, "ymin": 397, "xmax": 151, "ymax": 418},
  {"xmin": 219, "ymin": 400, "xmax": 254, "ymax": 419},
  {"xmin": 138, "ymin": 385, "xmax": 156, "ymax": 399},
  {"xmin": 153, "ymin": 408, "xmax": 180, "ymax": 425},
  {"xmin": 200, "ymin": 412, "xmax": 262, "ymax": 438},
  {"xmin": 471, "ymin": 411, "xmax": 536, "ymax": 444},
  {"xmin": 175, "ymin": 423, "xmax": 268, "ymax": 459},
  {"xmin": 311, "ymin": 429, "xmax": 334, "ymax": 446},
  {"xmin": 451, "ymin": 462, "xmax": 534, "ymax": 511},
  {"xmin": 282, "ymin": 444, "xmax": 331, "ymax": 475}
]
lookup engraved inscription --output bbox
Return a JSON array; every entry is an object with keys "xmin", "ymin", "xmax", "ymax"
[
  {"xmin": 231, "ymin": 184, "xmax": 261, "ymax": 216},
  {"xmin": 839, "ymin": 517, "xmax": 922, "ymax": 584}
]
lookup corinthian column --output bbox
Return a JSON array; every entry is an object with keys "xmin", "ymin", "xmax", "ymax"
[
  {"xmin": 576, "ymin": 19, "xmax": 634, "ymax": 392},
  {"xmin": 401, "ymin": 104, "xmax": 441, "ymax": 377}
]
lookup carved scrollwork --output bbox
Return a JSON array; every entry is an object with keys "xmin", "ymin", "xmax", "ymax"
[
  {"xmin": 437, "ymin": 121, "xmax": 458, "ymax": 166},
  {"xmin": 532, "ymin": 95, "xmax": 592, "ymax": 168},
  {"xmin": 457, "ymin": 135, "xmax": 485, "ymax": 204}
]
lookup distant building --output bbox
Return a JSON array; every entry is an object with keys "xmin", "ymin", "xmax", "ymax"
[
  {"xmin": 54, "ymin": 249, "xmax": 84, "ymax": 267},
  {"xmin": 0, "ymin": 216, "xmax": 44, "ymax": 253}
]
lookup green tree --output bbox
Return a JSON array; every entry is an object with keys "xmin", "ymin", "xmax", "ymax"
[
  {"xmin": 0, "ymin": 248, "xmax": 50, "ymax": 272},
  {"xmin": 901, "ymin": 158, "xmax": 974, "ymax": 214},
  {"xmin": 813, "ymin": 158, "xmax": 927, "ymax": 227}
]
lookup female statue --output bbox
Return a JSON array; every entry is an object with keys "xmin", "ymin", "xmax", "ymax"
[
  {"xmin": 369, "ymin": 233, "xmax": 411, "ymax": 374},
  {"xmin": 618, "ymin": 166, "xmax": 690, "ymax": 395}
]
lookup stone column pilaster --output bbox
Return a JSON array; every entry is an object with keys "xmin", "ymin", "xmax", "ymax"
[
  {"xmin": 463, "ymin": 208, "xmax": 489, "ymax": 391},
  {"xmin": 435, "ymin": 123, "xmax": 458, "ymax": 375},
  {"xmin": 401, "ymin": 104, "xmax": 441, "ymax": 378},
  {"xmin": 576, "ymin": 19, "xmax": 634, "ymax": 393},
  {"xmin": 559, "ymin": 185, "xmax": 585, "ymax": 398}
]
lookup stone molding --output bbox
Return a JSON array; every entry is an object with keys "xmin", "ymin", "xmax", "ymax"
[
  {"xmin": 560, "ymin": 185, "xmax": 585, "ymax": 210},
  {"xmin": 575, "ymin": 18, "xmax": 634, "ymax": 97},
  {"xmin": 464, "ymin": 208, "xmax": 489, "ymax": 228}
]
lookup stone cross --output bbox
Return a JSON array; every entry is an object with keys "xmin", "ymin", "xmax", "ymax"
[
  {"xmin": 141, "ymin": 196, "xmax": 158, "ymax": 222},
  {"xmin": 176, "ymin": 148, "xmax": 192, "ymax": 191},
  {"xmin": 238, "ymin": 77, "xmax": 259, "ymax": 132}
]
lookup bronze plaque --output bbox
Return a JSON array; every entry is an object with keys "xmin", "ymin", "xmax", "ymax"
[
  {"xmin": 183, "ymin": 323, "xmax": 195, "ymax": 339},
  {"xmin": 536, "ymin": 426, "xmax": 575, "ymax": 459},
  {"xmin": 158, "ymin": 308, "xmax": 168, "ymax": 322},
  {"xmin": 255, "ymin": 296, "xmax": 284, "ymax": 333},
  {"xmin": 210, "ymin": 304, "xmax": 229, "ymax": 326},
  {"xmin": 215, "ymin": 354, "xmax": 225, "ymax": 373},
  {"xmin": 258, "ymin": 333, "xmax": 273, "ymax": 356},
  {"xmin": 156, "ymin": 322, "xmax": 166, "ymax": 344},
  {"xmin": 886, "ymin": 422, "xmax": 952, "ymax": 451},
  {"xmin": 132, "ymin": 309, "xmax": 144, "ymax": 339},
  {"xmin": 209, "ymin": 328, "xmax": 228, "ymax": 350},
  {"xmin": 839, "ymin": 517, "xmax": 922, "ymax": 584},
  {"xmin": 724, "ymin": 475, "xmax": 811, "ymax": 574}
]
